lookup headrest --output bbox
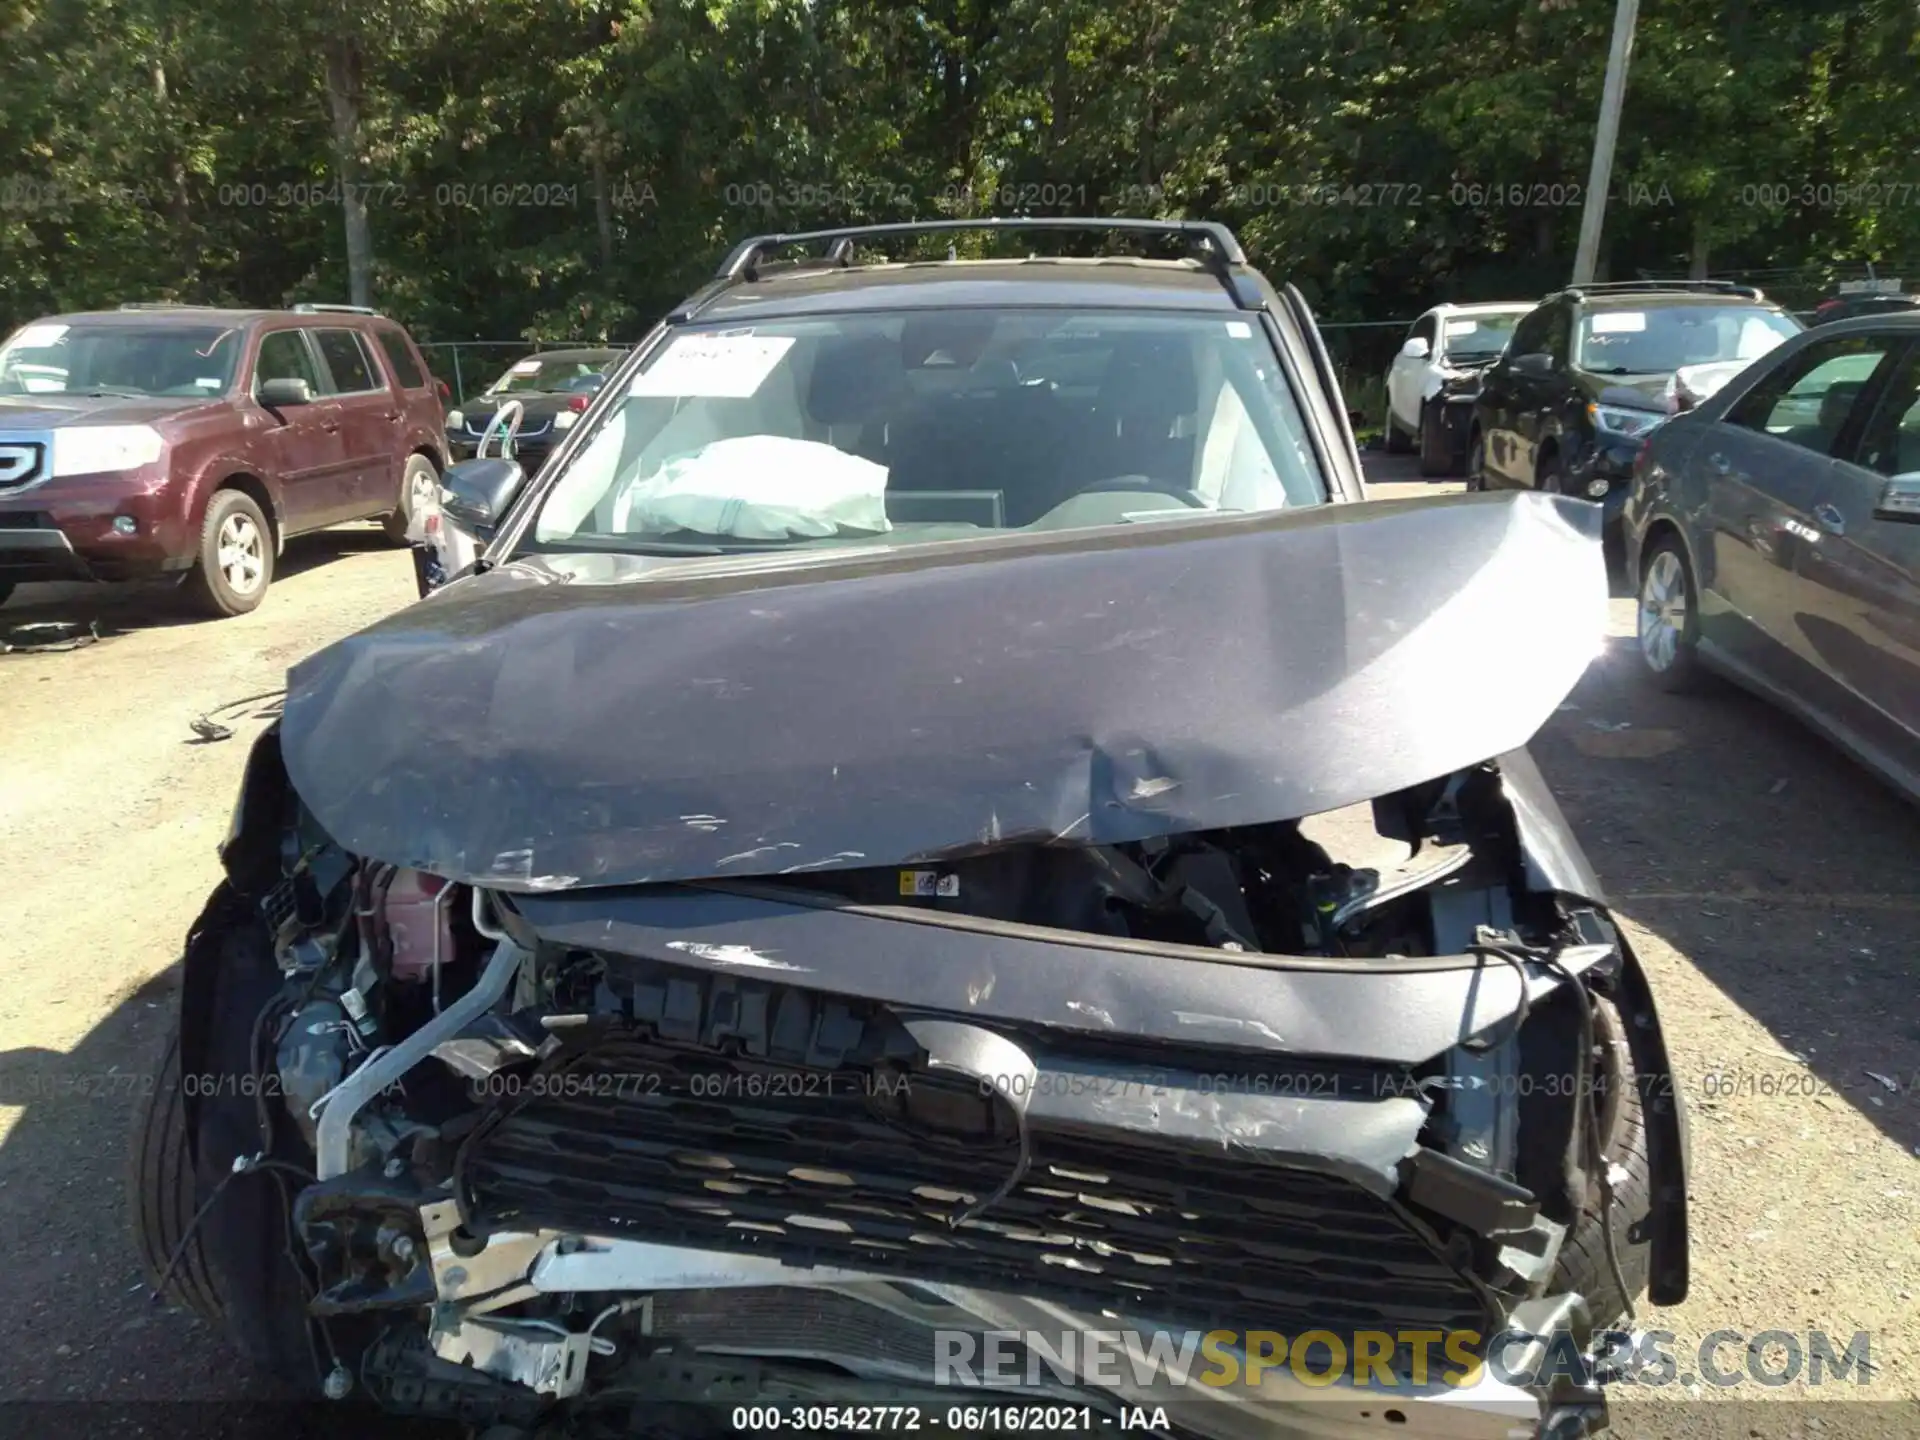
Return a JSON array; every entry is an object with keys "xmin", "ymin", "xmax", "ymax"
[
  {"xmin": 1099, "ymin": 339, "xmax": 1198, "ymax": 422},
  {"xmin": 1820, "ymin": 380, "xmax": 1865, "ymax": 432},
  {"xmin": 805, "ymin": 336, "xmax": 904, "ymax": 425}
]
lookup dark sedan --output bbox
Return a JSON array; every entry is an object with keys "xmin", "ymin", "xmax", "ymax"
[
  {"xmin": 445, "ymin": 346, "xmax": 627, "ymax": 469},
  {"xmin": 1624, "ymin": 312, "xmax": 1920, "ymax": 799}
]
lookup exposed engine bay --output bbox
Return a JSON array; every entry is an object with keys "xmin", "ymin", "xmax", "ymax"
[{"xmin": 143, "ymin": 727, "xmax": 1688, "ymax": 1440}]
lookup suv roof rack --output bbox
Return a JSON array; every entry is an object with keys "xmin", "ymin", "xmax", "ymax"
[
  {"xmin": 117, "ymin": 302, "xmax": 225, "ymax": 311},
  {"xmin": 291, "ymin": 303, "xmax": 380, "ymax": 315},
  {"xmin": 1557, "ymin": 279, "xmax": 1765, "ymax": 303},
  {"xmin": 708, "ymin": 217, "xmax": 1263, "ymax": 311}
]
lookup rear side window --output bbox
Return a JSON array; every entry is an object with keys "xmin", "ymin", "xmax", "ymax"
[
  {"xmin": 312, "ymin": 329, "xmax": 380, "ymax": 393},
  {"xmin": 375, "ymin": 327, "xmax": 426, "ymax": 389},
  {"xmin": 1725, "ymin": 335, "xmax": 1894, "ymax": 458},
  {"xmin": 253, "ymin": 330, "xmax": 322, "ymax": 393}
]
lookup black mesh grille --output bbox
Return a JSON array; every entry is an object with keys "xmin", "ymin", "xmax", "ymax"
[{"xmin": 463, "ymin": 1031, "xmax": 1491, "ymax": 1335}]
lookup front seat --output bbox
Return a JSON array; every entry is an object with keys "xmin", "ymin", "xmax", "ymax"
[{"xmin": 802, "ymin": 335, "xmax": 906, "ymax": 464}]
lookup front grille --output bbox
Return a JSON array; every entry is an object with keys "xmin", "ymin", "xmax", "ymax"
[
  {"xmin": 0, "ymin": 440, "xmax": 46, "ymax": 492},
  {"xmin": 465, "ymin": 417, "xmax": 551, "ymax": 439},
  {"xmin": 464, "ymin": 1031, "xmax": 1490, "ymax": 1335}
]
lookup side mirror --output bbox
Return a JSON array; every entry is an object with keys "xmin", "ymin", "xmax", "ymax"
[
  {"xmin": 1511, "ymin": 352, "xmax": 1553, "ymax": 375},
  {"xmin": 257, "ymin": 376, "xmax": 314, "ymax": 407},
  {"xmin": 1400, "ymin": 337, "xmax": 1431, "ymax": 361},
  {"xmin": 441, "ymin": 456, "xmax": 527, "ymax": 537},
  {"xmin": 1875, "ymin": 473, "xmax": 1920, "ymax": 523}
]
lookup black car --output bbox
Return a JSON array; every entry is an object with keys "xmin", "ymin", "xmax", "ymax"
[
  {"xmin": 1471, "ymin": 281, "xmax": 1804, "ymax": 533},
  {"xmin": 1811, "ymin": 292, "xmax": 1920, "ymax": 326},
  {"xmin": 446, "ymin": 346, "xmax": 627, "ymax": 469},
  {"xmin": 131, "ymin": 219, "xmax": 1684, "ymax": 1440},
  {"xmin": 1625, "ymin": 312, "xmax": 1920, "ymax": 796}
]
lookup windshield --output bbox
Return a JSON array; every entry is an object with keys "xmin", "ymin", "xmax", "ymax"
[
  {"xmin": 526, "ymin": 310, "xmax": 1329, "ymax": 555},
  {"xmin": 1441, "ymin": 313, "xmax": 1524, "ymax": 363},
  {"xmin": 0, "ymin": 321, "xmax": 242, "ymax": 398},
  {"xmin": 486, "ymin": 355, "xmax": 614, "ymax": 395},
  {"xmin": 1576, "ymin": 306, "xmax": 1801, "ymax": 375}
]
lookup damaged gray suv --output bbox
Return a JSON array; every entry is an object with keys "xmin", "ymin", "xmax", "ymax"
[{"xmin": 131, "ymin": 220, "xmax": 1688, "ymax": 1440}]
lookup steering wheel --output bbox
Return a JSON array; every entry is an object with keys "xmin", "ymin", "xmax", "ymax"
[{"xmin": 476, "ymin": 399, "xmax": 526, "ymax": 460}]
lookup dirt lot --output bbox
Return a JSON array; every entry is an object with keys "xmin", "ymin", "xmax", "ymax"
[{"xmin": 0, "ymin": 463, "xmax": 1915, "ymax": 1436}]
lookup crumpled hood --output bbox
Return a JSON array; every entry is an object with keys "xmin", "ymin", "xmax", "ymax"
[{"xmin": 279, "ymin": 491, "xmax": 1608, "ymax": 892}]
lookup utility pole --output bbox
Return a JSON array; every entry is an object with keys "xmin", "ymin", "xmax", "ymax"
[{"xmin": 1572, "ymin": 0, "xmax": 1641, "ymax": 285}]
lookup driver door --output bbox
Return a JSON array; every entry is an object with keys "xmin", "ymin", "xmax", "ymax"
[
  {"xmin": 246, "ymin": 328, "xmax": 352, "ymax": 533},
  {"xmin": 1387, "ymin": 313, "xmax": 1437, "ymax": 433}
]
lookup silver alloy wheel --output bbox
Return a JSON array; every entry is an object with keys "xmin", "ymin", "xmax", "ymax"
[
  {"xmin": 1638, "ymin": 548, "xmax": 1688, "ymax": 672},
  {"xmin": 408, "ymin": 464, "xmax": 439, "ymax": 516},
  {"xmin": 216, "ymin": 512, "xmax": 265, "ymax": 596}
]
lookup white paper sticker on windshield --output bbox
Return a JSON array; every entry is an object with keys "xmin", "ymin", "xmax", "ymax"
[
  {"xmin": 1444, "ymin": 320, "xmax": 1480, "ymax": 337},
  {"xmin": 509, "ymin": 360, "xmax": 543, "ymax": 374},
  {"xmin": 1225, "ymin": 321, "xmax": 1253, "ymax": 338},
  {"xmin": 1591, "ymin": 312, "xmax": 1647, "ymax": 333},
  {"xmin": 13, "ymin": 323, "xmax": 67, "ymax": 348},
  {"xmin": 629, "ymin": 335, "xmax": 795, "ymax": 398}
]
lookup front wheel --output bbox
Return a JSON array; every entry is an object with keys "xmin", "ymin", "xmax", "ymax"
[
  {"xmin": 186, "ymin": 490, "xmax": 274, "ymax": 618},
  {"xmin": 1464, "ymin": 432, "xmax": 1486, "ymax": 491},
  {"xmin": 382, "ymin": 454, "xmax": 441, "ymax": 544},
  {"xmin": 1418, "ymin": 402, "xmax": 1454, "ymax": 477},
  {"xmin": 1636, "ymin": 535, "xmax": 1706, "ymax": 692},
  {"xmin": 1382, "ymin": 386, "xmax": 1414, "ymax": 454}
]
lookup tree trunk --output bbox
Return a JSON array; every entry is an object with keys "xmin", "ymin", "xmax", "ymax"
[
  {"xmin": 591, "ymin": 113, "xmax": 615, "ymax": 271},
  {"xmin": 324, "ymin": 36, "xmax": 373, "ymax": 309},
  {"xmin": 1688, "ymin": 218, "xmax": 1710, "ymax": 279},
  {"xmin": 151, "ymin": 60, "xmax": 193, "ymax": 282}
]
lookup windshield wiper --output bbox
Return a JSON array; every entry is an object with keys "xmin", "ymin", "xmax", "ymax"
[{"xmin": 78, "ymin": 386, "xmax": 149, "ymax": 398}]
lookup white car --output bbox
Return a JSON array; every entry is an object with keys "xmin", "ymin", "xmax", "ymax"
[{"xmin": 1383, "ymin": 302, "xmax": 1533, "ymax": 475}]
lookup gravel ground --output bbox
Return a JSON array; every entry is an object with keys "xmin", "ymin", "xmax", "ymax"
[{"xmin": 0, "ymin": 467, "xmax": 1914, "ymax": 1439}]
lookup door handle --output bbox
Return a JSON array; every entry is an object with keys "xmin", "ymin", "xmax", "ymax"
[
  {"xmin": 1813, "ymin": 502, "xmax": 1846, "ymax": 536},
  {"xmin": 322, "ymin": 420, "xmax": 340, "ymax": 434}
]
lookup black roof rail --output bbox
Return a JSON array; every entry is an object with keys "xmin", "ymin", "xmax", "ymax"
[
  {"xmin": 117, "ymin": 302, "xmax": 224, "ymax": 311},
  {"xmin": 712, "ymin": 217, "xmax": 1262, "ymax": 310},
  {"xmin": 292, "ymin": 303, "xmax": 380, "ymax": 315},
  {"xmin": 1556, "ymin": 279, "xmax": 1765, "ymax": 303}
]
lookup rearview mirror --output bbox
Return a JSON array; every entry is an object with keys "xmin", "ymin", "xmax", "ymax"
[
  {"xmin": 562, "ymin": 373, "xmax": 607, "ymax": 394},
  {"xmin": 1875, "ymin": 473, "xmax": 1920, "ymax": 523},
  {"xmin": 257, "ymin": 377, "xmax": 314, "ymax": 407},
  {"xmin": 442, "ymin": 456, "xmax": 527, "ymax": 537},
  {"xmin": 1400, "ymin": 337, "xmax": 1431, "ymax": 361}
]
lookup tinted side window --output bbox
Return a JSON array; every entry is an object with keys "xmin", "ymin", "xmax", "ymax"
[
  {"xmin": 313, "ymin": 329, "xmax": 379, "ymax": 393},
  {"xmin": 1854, "ymin": 344, "xmax": 1920, "ymax": 478},
  {"xmin": 253, "ymin": 330, "xmax": 322, "ymax": 393},
  {"xmin": 1725, "ymin": 335, "xmax": 1894, "ymax": 459},
  {"xmin": 375, "ymin": 327, "xmax": 425, "ymax": 389},
  {"xmin": 1545, "ymin": 306, "xmax": 1571, "ymax": 364},
  {"xmin": 1412, "ymin": 315, "xmax": 1438, "ymax": 346},
  {"xmin": 1508, "ymin": 308, "xmax": 1552, "ymax": 358}
]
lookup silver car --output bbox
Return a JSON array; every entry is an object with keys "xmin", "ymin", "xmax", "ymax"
[{"xmin": 1624, "ymin": 312, "xmax": 1920, "ymax": 798}]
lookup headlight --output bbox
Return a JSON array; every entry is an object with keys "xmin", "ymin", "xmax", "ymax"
[
  {"xmin": 553, "ymin": 410, "xmax": 578, "ymax": 430},
  {"xmin": 1586, "ymin": 478, "xmax": 1611, "ymax": 498},
  {"xmin": 1588, "ymin": 403, "xmax": 1664, "ymax": 439},
  {"xmin": 446, "ymin": 409, "xmax": 464, "ymax": 430},
  {"xmin": 49, "ymin": 424, "xmax": 165, "ymax": 477}
]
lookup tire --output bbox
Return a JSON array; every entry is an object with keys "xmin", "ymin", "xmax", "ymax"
[
  {"xmin": 1551, "ymin": 993, "xmax": 1653, "ymax": 1330},
  {"xmin": 129, "ymin": 1030, "xmax": 227, "ymax": 1325},
  {"xmin": 1635, "ymin": 533, "xmax": 1706, "ymax": 693},
  {"xmin": 1383, "ymin": 387, "xmax": 1414, "ymax": 454},
  {"xmin": 1537, "ymin": 451, "xmax": 1567, "ymax": 495},
  {"xmin": 129, "ymin": 904, "xmax": 319, "ymax": 1387},
  {"xmin": 1464, "ymin": 431, "xmax": 1486, "ymax": 491},
  {"xmin": 186, "ymin": 490, "xmax": 274, "ymax": 617},
  {"xmin": 1417, "ymin": 402, "xmax": 1453, "ymax": 477},
  {"xmin": 382, "ymin": 453, "xmax": 440, "ymax": 544}
]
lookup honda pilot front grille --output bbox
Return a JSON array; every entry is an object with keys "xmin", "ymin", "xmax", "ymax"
[{"xmin": 0, "ymin": 440, "xmax": 47, "ymax": 492}]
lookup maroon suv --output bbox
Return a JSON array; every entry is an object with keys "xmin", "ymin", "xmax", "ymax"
[{"xmin": 0, "ymin": 303, "xmax": 447, "ymax": 616}]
